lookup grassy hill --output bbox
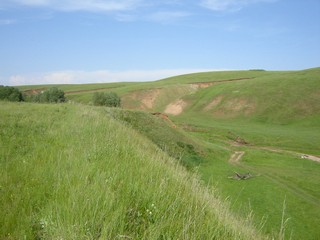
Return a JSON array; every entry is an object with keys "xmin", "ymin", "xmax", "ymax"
[
  {"xmin": 13, "ymin": 67, "xmax": 320, "ymax": 239},
  {"xmin": 20, "ymin": 68, "xmax": 320, "ymax": 126},
  {"xmin": 0, "ymin": 102, "xmax": 265, "ymax": 239}
]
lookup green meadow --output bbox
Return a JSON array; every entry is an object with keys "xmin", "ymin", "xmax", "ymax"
[
  {"xmin": 2, "ymin": 67, "xmax": 320, "ymax": 239},
  {"xmin": 0, "ymin": 102, "xmax": 264, "ymax": 239}
]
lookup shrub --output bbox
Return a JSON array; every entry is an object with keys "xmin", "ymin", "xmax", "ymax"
[
  {"xmin": 93, "ymin": 92, "xmax": 121, "ymax": 107},
  {"xmin": 0, "ymin": 85, "xmax": 24, "ymax": 102},
  {"xmin": 31, "ymin": 87, "xmax": 65, "ymax": 103}
]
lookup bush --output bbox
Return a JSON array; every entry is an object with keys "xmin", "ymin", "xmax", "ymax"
[
  {"xmin": 93, "ymin": 92, "xmax": 121, "ymax": 107},
  {"xmin": 0, "ymin": 86, "xmax": 24, "ymax": 102},
  {"xmin": 31, "ymin": 87, "xmax": 65, "ymax": 103}
]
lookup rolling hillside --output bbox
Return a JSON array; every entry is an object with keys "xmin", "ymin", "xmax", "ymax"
[
  {"xmin": 20, "ymin": 68, "xmax": 320, "ymax": 126},
  {"xmin": 14, "ymin": 67, "xmax": 320, "ymax": 239},
  {"xmin": 0, "ymin": 102, "xmax": 264, "ymax": 239}
]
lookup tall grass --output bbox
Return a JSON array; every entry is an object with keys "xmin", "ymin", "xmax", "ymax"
[{"xmin": 0, "ymin": 102, "xmax": 265, "ymax": 239}]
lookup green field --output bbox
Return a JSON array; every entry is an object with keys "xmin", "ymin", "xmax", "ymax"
[
  {"xmin": 3, "ymin": 67, "xmax": 320, "ymax": 239},
  {"xmin": 0, "ymin": 102, "xmax": 265, "ymax": 239}
]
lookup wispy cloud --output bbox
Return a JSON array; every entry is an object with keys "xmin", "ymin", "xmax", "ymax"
[
  {"xmin": 200, "ymin": 0, "xmax": 278, "ymax": 12},
  {"xmin": 2, "ymin": 0, "xmax": 143, "ymax": 12},
  {"xmin": 7, "ymin": 69, "xmax": 220, "ymax": 86},
  {"xmin": 148, "ymin": 11, "xmax": 191, "ymax": 23},
  {"xmin": 0, "ymin": 19, "xmax": 16, "ymax": 25}
]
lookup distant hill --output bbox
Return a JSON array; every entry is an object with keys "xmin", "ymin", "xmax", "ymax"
[{"xmin": 23, "ymin": 67, "xmax": 318, "ymax": 126}]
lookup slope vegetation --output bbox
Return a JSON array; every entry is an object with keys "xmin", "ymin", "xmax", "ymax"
[
  {"xmin": 16, "ymin": 67, "xmax": 320, "ymax": 239},
  {"xmin": 0, "ymin": 102, "xmax": 264, "ymax": 239}
]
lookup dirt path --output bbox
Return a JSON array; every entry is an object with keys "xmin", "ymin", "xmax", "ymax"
[
  {"xmin": 228, "ymin": 151, "xmax": 245, "ymax": 164},
  {"xmin": 228, "ymin": 140, "xmax": 320, "ymax": 164},
  {"xmin": 227, "ymin": 149, "xmax": 320, "ymax": 206},
  {"xmin": 253, "ymin": 146, "xmax": 320, "ymax": 163}
]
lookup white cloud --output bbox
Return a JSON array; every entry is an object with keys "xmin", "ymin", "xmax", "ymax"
[
  {"xmin": 148, "ymin": 11, "xmax": 191, "ymax": 23},
  {"xmin": 4, "ymin": 0, "xmax": 143, "ymax": 12},
  {"xmin": 200, "ymin": 0, "xmax": 278, "ymax": 11},
  {"xmin": 7, "ymin": 69, "xmax": 220, "ymax": 86}
]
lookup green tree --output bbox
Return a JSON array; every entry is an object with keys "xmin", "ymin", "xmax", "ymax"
[
  {"xmin": 31, "ymin": 87, "xmax": 65, "ymax": 103},
  {"xmin": 0, "ymin": 86, "xmax": 24, "ymax": 102},
  {"xmin": 93, "ymin": 92, "xmax": 121, "ymax": 107}
]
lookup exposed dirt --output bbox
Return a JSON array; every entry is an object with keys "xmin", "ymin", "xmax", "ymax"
[
  {"xmin": 151, "ymin": 112, "xmax": 177, "ymax": 128},
  {"xmin": 190, "ymin": 77, "xmax": 254, "ymax": 89},
  {"xmin": 122, "ymin": 88, "xmax": 162, "ymax": 110},
  {"xmin": 256, "ymin": 146, "xmax": 320, "ymax": 163},
  {"xmin": 228, "ymin": 142, "xmax": 320, "ymax": 164},
  {"xmin": 190, "ymin": 82, "xmax": 215, "ymax": 89},
  {"xmin": 65, "ymin": 87, "xmax": 118, "ymax": 95},
  {"xmin": 141, "ymin": 89, "xmax": 161, "ymax": 109},
  {"xmin": 23, "ymin": 88, "xmax": 47, "ymax": 95},
  {"xmin": 164, "ymin": 99, "xmax": 187, "ymax": 116},
  {"xmin": 301, "ymin": 155, "xmax": 320, "ymax": 163},
  {"xmin": 228, "ymin": 151, "xmax": 245, "ymax": 164}
]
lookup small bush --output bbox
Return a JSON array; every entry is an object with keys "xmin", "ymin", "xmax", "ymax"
[
  {"xmin": 31, "ymin": 87, "xmax": 65, "ymax": 103},
  {"xmin": 93, "ymin": 92, "xmax": 121, "ymax": 107},
  {"xmin": 0, "ymin": 85, "xmax": 24, "ymax": 102}
]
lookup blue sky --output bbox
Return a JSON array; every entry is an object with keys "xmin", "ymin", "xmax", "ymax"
[{"xmin": 0, "ymin": 0, "xmax": 319, "ymax": 85}]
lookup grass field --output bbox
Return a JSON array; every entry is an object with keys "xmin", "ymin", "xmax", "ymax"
[
  {"xmin": 177, "ymin": 121, "xmax": 320, "ymax": 240},
  {"xmin": 10, "ymin": 67, "xmax": 320, "ymax": 239},
  {"xmin": 0, "ymin": 102, "xmax": 265, "ymax": 239}
]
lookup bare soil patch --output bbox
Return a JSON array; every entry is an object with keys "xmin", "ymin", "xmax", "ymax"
[
  {"xmin": 65, "ymin": 87, "xmax": 118, "ymax": 95},
  {"xmin": 141, "ymin": 89, "xmax": 161, "ymax": 109},
  {"xmin": 190, "ymin": 77, "xmax": 254, "ymax": 89},
  {"xmin": 23, "ymin": 88, "xmax": 47, "ymax": 95},
  {"xmin": 122, "ymin": 88, "xmax": 162, "ymax": 110},
  {"xmin": 229, "ymin": 151, "xmax": 245, "ymax": 164},
  {"xmin": 164, "ymin": 99, "xmax": 187, "ymax": 116},
  {"xmin": 151, "ymin": 112, "xmax": 177, "ymax": 128}
]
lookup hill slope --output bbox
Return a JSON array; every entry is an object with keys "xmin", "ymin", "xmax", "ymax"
[
  {"xmin": 20, "ymin": 68, "xmax": 320, "ymax": 126},
  {"xmin": 15, "ymin": 67, "xmax": 320, "ymax": 239},
  {"xmin": 0, "ymin": 102, "xmax": 265, "ymax": 239}
]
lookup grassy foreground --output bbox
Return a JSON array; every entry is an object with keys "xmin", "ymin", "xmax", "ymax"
[{"xmin": 0, "ymin": 102, "xmax": 266, "ymax": 239}]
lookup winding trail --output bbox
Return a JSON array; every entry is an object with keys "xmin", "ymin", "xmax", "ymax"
[{"xmin": 227, "ymin": 149, "xmax": 320, "ymax": 206}]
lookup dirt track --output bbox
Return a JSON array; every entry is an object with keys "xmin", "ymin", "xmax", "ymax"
[
  {"xmin": 228, "ymin": 151, "xmax": 245, "ymax": 164},
  {"xmin": 227, "ymin": 148, "xmax": 320, "ymax": 206}
]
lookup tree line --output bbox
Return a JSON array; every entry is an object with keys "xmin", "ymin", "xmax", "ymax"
[{"xmin": 0, "ymin": 85, "xmax": 121, "ymax": 107}]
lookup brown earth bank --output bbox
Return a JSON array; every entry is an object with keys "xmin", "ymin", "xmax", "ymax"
[
  {"xmin": 190, "ymin": 77, "xmax": 254, "ymax": 89},
  {"xmin": 164, "ymin": 99, "xmax": 187, "ymax": 116},
  {"xmin": 151, "ymin": 112, "xmax": 177, "ymax": 128},
  {"xmin": 122, "ymin": 88, "xmax": 162, "ymax": 110},
  {"xmin": 64, "ymin": 87, "xmax": 119, "ymax": 95}
]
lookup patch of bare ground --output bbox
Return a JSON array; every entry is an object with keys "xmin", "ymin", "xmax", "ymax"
[
  {"xmin": 151, "ymin": 112, "xmax": 177, "ymax": 128},
  {"xmin": 190, "ymin": 77, "xmax": 254, "ymax": 89},
  {"xmin": 65, "ymin": 87, "xmax": 118, "ymax": 95},
  {"xmin": 141, "ymin": 89, "xmax": 161, "ymax": 109},
  {"xmin": 256, "ymin": 146, "xmax": 320, "ymax": 163},
  {"xmin": 23, "ymin": 88, "xmax": 47, "ymax": 95},
  {"xmin": 228, "ymin": 142, "xmax": 320, "ymax": 164},
  {"xmin": 164, "ymin": 99, "xmax": 187, "ymax": 116},
  {"xmin": 122, "ymin": 88, "xmax": 162, "ymax": 110},
  {"xmin": 190, "ymin": 82, "xmax": 215, "ymax": 89},
  {"xmin": 229, "ymin": 151, "xmax": 245, "ymax": 164}
]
